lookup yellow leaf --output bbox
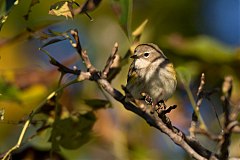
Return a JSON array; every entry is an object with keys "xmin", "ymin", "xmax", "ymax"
[
  {"xmin": 132, "ymin": 19, "xmax": 148, "ymax": 37},
  {"xmin": 49, "ymin": 1, "xmax": 74, "ymax": 19}
]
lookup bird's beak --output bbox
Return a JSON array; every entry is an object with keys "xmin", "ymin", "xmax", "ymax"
[{"xmin": 130, "ymin": 54, "xmax": 138, "ymax": 59}]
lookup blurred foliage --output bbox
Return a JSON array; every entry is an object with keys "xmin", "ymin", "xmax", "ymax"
[
  {"xmin": 50, "ymin": 112, "xmax": 96, "ymax": 151},
  {"xmin": 111, "ymin": 0, "xmax": 132, "ymax": 39},
  {"xmin": 0, "ymin": 0, "xmax": 240, "ymax": 160}
]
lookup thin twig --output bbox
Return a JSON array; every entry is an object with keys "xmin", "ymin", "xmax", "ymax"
[
  {"xmin": 70, "ymin": 29, "xmax": 82, "ymax": 55},
  {"xmin": 70, "ymin": 29, "xmax": 96, "ymax": 72},
  {"xmin": 102, "ymin": 42, "xmax": 118, "ymax": 78},
  {"xmin": 189, "ymin": 73, "xmax": 205, "ymax": 138},
  {"xmin": 183, "ymin": 73, "xmax": 207, "ymax": 134},
  {"xmin": 206, "ymin": 97, "xmax": 222, "ymax": 130},
  {"xmin": 219, "ymin": 76, "xmax": 233, "ymax": 159},
  {"xmin": 194, "ymin": 128, "xmax": 221, "ymax": 142},
  {"xmin": 39, "ymin": 48, "xmax": 81, "ymax": 75},
  {"xmin": 2, "ymin": 119, "xmax": 30, "ymax": 160},
  {"xmin": 81, "ymin": 50, "xmax": 96, "ymax": 72}
]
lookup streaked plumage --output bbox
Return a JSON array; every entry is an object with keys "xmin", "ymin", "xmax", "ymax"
[{"xmin": 126, "ymin": 43, "xmax": 177, "ymax": 104}]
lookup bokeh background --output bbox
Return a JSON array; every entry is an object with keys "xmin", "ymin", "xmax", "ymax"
[{"xmin": 0, "ymin": 0, "xmax": 240, "ymax": 159}]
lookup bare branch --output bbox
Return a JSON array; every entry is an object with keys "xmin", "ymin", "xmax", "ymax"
[
  {"xmin": 74, "ymin": 47, "xmax": 218, "ymax": 160},
  {"xmin": 39, "ymin": 48, "xmax": 81, "ymax": 75},
  {"xmin": 70, "ymin": 29, "xmax": 82, "ymax": 54},
  {"xmin": 219, "ymin": 76, "xmax": 233, "ymax": 159},
  {"xmin": 82, "ymin": 50, "xmax": 96, "ymax": 72},
  {"xmin": 95, "ymin": 78, "xmax": 216, "ymax": 160},
  {"xmin": 189, "ymin": 73, "xmax": 205, "ymax": 138},
  {"xmin": 70, "ymin": 29, "xmax": 96, "ymax": 72},
  {"xmin": 68, "ymin": 33, "xmax": 217, "ymax": 160},
  {"xmin": 194, "ymin": 128, "xmax": 221, "ymax": 142},
  {"xmin": 189, "ymin": 74, "xmax": 222, "ymax": 144},
  {"xmin": 102, "ymin": 42, "xmax": 118, "ymax": 78}
]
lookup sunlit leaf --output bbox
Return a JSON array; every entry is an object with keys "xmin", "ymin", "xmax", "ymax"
[
  {"xmin": 132, "ymin": 19, "xmax": 148, "ymax": 37},
  {"xmin": 50, "ymin": 112, "xmax": 96, "ymax": 150},
  {"xmin": 49, "ymin": 1, "xmax": 74, "ymax": 19},
  {"xmin": 18, "ymin": 84, "xmax": 48, "ymax": 103},
  {"xmin": 49, "ymin": 0, "xmax": 101, "ymax": 20},
  {"xmin": 115, "ymin": 20, "xmax": 148, "ymax": 74}
]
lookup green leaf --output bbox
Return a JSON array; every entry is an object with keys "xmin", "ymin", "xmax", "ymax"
[
  {"xmin": 161, "ymin": 35, "xmax": 234, "ymax": 63},
  {"xmin": 111, "ymin": 0, "xmax": 133, "ymax": 39},
  {"xmin": 0, "ymin": 0, "xmax": 6, "ymax": 14},
  {"xmin": 0, "ymin": 78, "xmax": 21, "ymax": 101},
  {"xmin": 50, "ymin": 112, "xmax": 96, "ymax": 150},
  {"xmin": 131, "ymin": 19, "xmax": 148, "ymax": 45}
]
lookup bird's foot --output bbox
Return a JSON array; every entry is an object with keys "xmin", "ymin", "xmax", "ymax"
[
  {"xmin": 141, "ymin": 92, "xmax": 152, "ymax": 105},
  {"xmin": 141, "ymin": 93, "xmax": 156, "ymax": 114}
]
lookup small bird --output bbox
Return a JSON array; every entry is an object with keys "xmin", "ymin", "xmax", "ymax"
[{"xmin": 126, "ymin": 43, "xmax": 177, "ymax": 112}]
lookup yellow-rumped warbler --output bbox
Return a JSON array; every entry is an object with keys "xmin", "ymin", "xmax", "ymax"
[{"xmin": 126, "ymin": 43, "xmax": 177, "ymax": 111}]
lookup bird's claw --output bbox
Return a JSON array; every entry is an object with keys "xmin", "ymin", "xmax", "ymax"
[{"xmin": 141, "ymin": 92, "xmax": 153, "ymax": 105}]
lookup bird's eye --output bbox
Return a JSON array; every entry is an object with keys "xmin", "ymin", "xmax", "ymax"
[{"xmin": 143, "ymin": 52, "xmax": 150, "ymax": 58}]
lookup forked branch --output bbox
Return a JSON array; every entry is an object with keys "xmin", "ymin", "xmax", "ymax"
[{"xmin": 70, "ymin": 31, "xmax": 218, "ymax": 160}]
